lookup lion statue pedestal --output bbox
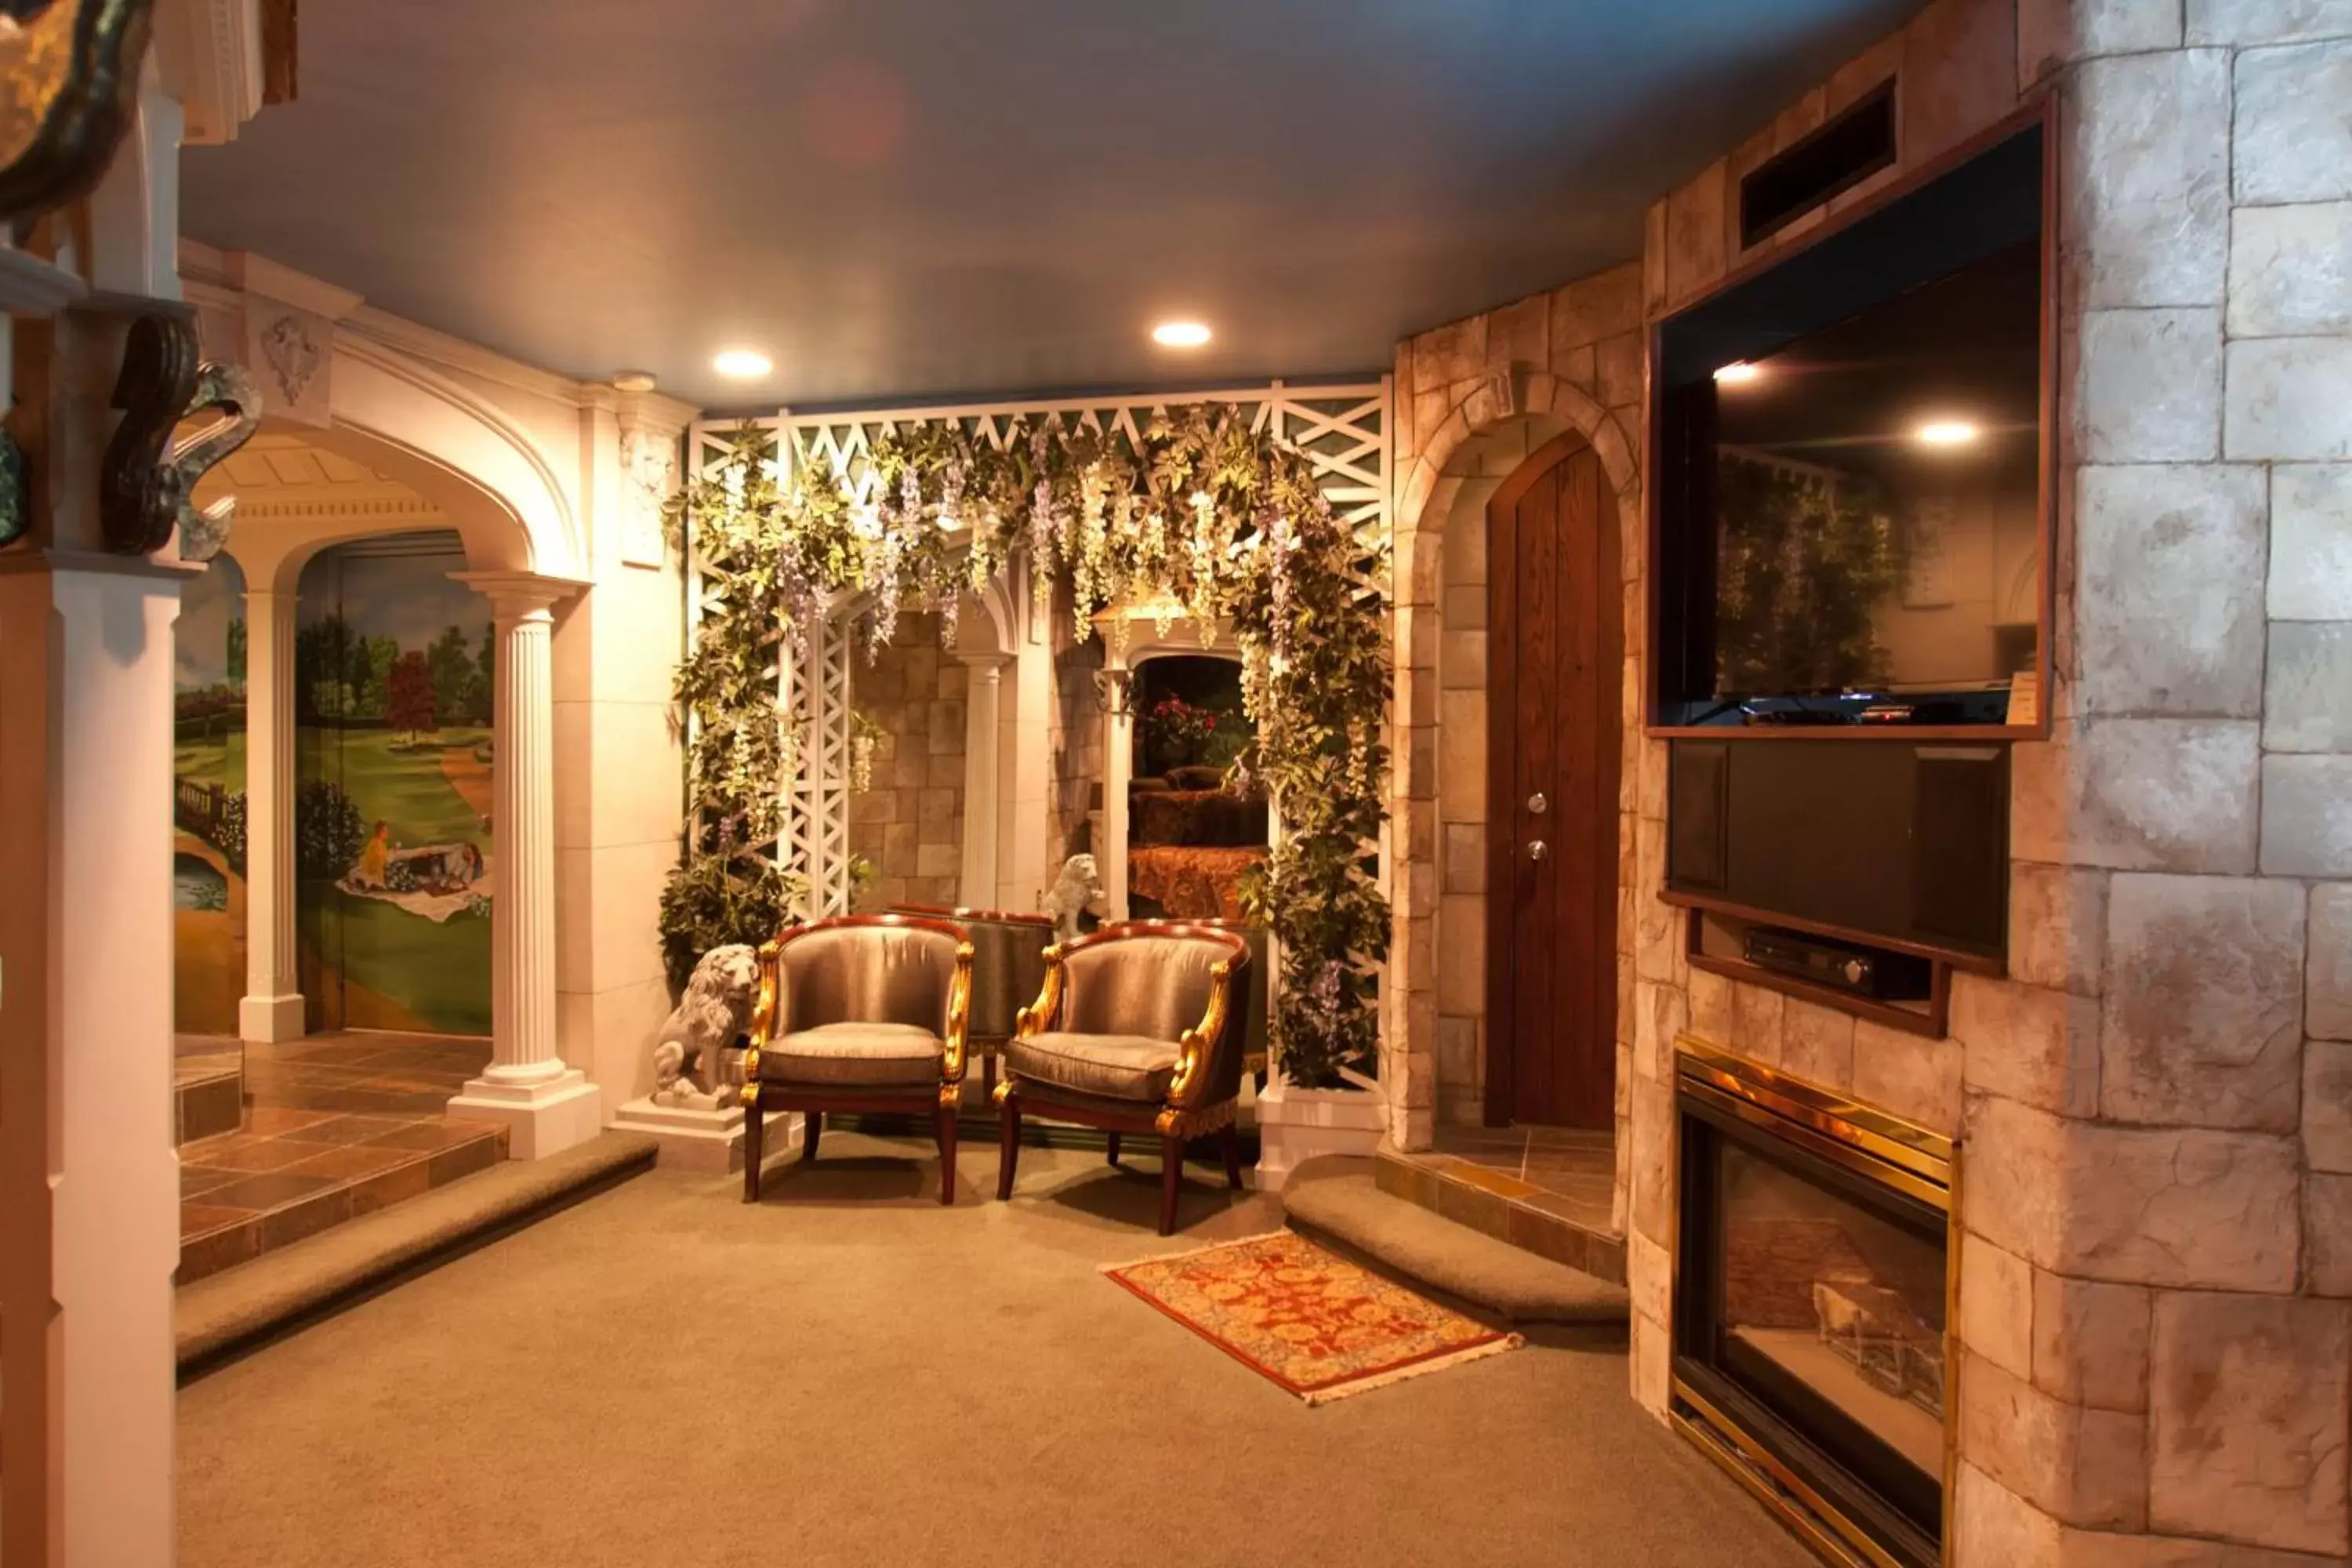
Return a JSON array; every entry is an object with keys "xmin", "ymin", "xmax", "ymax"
[{"xmin": 608, "ymin": 943, "xmax": 802, "ymax": 1174}]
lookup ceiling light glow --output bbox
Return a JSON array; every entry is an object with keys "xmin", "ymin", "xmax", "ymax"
[
  {"xmin": 1152, "ymin": 321, "xmax": 1212, "ymax": 349},
  {"xmin": 1915, "ymin": 419, "xmax": 1982, "ymax": 448},
  {"xmin": 1713, "ymin": 361, "xmax": 1761, "ymax": 386},
  {"xmin": 713, "ymin": 349, "xmax": 774, "ymax": 379}
]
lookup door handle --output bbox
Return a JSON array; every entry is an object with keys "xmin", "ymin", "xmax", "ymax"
[{"xmin": 1528, "ymin": 840, "xmax": 1549, "ymax": 863}]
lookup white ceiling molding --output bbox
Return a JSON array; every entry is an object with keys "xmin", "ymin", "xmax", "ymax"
[{"xmin": 154, "ymin": 0, "xmax": 266, "ymax": 147}]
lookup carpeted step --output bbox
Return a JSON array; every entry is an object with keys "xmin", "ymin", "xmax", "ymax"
[
  {"xmin": 177, "ymin": 1131, "xmax": 657, "ymax": 1377},
  {"xmin": 1281, "ymin": 1156, "xmax": 1630, "ymax": 1327}
]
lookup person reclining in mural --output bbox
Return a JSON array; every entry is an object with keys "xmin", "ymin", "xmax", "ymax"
[{"xmin": 342, "ymin": 819, "xmax": 491, "ymax": 921}]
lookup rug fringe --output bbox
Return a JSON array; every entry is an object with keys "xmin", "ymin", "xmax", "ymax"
[
  {"xmin": 1297, "ymin": 1333, "xmax": 1525, "ymax": 1406},
  {"xmin": 1096, "ymin": 1229, "xmax": 1294, "ymax": 1277}
]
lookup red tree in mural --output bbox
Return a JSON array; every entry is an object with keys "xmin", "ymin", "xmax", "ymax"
[{"xmin": 385, "ymin": 650, "xmax": 437, "ymax": 742}]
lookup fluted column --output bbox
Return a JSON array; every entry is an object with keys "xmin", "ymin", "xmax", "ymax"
[
  {"xmin": 239, "ymin": 588, "xmax": 303, "ymax": 1040},
  {"xmin": 956, "ymin": 656, "xmax": 1009, "ymax": 907},
  {"xmin": 445, "ymin": 572, "xmax": 601, "ymax": 1156}
]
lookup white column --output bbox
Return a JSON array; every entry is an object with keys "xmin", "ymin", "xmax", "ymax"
[
  {"xmin": 956, "ymin": 656, "xmax": 1008, "ymax": 907},
  {"xmin": 238, "ymin": 587, "xmax": 303, "ymax": 1040},
  {"xmin": 445, "ymin": 573, "xmax": 601, "ymax": 1158},
  {"xmin": 0, "ymin": 554, "xmax": 185, "ymax": 1568},
  {"xmin": 1102, "ymin": 643, "xmax": 1134, "ymax": 921}
]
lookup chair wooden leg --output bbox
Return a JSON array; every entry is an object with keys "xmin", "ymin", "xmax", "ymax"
[
  {"xmin": 1159, "ymin": 1134, "xmax": 1184, "ymax": 1236},
  {"xmin": 802, "ymin": 1110, "xmax": 822, "ymax": 1163},
  {"xmin": 936, "ymin": 1102, "xmax": 959, "ymax": 1206},
  {"xmin": 1221, "ymin": 1123, "xmax": 1243, "ymax": 1190},
  {"xmin": 982, "ymin": 1054, "xmax": 997, "ymax": 1101},
  {"xmin": 1105, "ymin": 1131, "xmax": 1122, "ymax": 1166},
  {"xmin": 741, "ymin": 1094, "xmax": 764, "ymax": 1204},
  {"xmin": 996, "ymin": 1094, "xmax": 1022, "ymax": 1201}
]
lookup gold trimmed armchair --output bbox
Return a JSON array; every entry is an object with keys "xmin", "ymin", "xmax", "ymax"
[
  {"xmin": 741, "ymin": 913, "xmax": 974, "ymax": 1206},
  {"xmin": 993, "ymin": 922, "xmax": 1250, "ymax": 1235}
]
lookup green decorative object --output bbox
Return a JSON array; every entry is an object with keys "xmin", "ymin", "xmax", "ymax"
[
  {"xmin": 0, "ymin": 425, "xmax": 26, "ymax": 547},
  {"xmin": 663, "ymin": 407, "xmax": 1391, "ymax": 1087}
]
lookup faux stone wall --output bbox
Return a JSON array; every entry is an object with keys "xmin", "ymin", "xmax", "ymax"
[
  {"xmin": 1047, "ymin": 594, "xmax": 1104, "ymax": 873},
  {"xmin": 848, "ymin": 613, "xmax": 965, "ymax": 909}
]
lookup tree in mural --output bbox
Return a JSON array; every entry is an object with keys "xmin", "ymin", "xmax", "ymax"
[
  {"xmin": 665, "ymin": 409, "xmax": 1391, "ymax": 1086},
  {"xmin": 225, "ymin": 616, "xmax": 247, "ymax": 687},
  {"xmin": 385, "ymin": 650, "xmax": 438, "ymax": 743}
]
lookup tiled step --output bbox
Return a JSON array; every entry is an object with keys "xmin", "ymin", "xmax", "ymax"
[
  {"xmin": 175, "ymin": 1065, "xmax": 244, "ymax": 1145},
  {"xmin": 178, "ymin": 1112, "xmax": 509, "ymax": 1284},
  {"xmin": 1374, "ymin": 1143, "xmax": 1627, "ymax": 1286}
]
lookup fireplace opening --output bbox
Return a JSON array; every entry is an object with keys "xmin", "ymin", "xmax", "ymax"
[{"xmin": 1671, "ymin": 1040, "xmax": 1954, "ymax": 1568}]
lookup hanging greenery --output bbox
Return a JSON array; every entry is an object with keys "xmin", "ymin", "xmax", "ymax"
[
  {"xmin": 662, "ymin": 407, "xmax": 1391, "ymax": 1087},
  {"xmin": 1715, "ymin": 451, "xmax": 1906, "ymax": 698}
]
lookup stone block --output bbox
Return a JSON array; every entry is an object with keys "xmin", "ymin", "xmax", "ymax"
[
  {"xmin": 1664, "ymin": 161, "xmax": 1728, "ymax": 307},
  {"xmin": 2235, "ymin": 39, "xmax": 2352, "ymax": 205},
  {"xmin": 2071, "ymin": 717, "xmax": 2261, "ymax": 873},
  {"xmin": 1686, "ymin": 966, "xmax": 1733, "ymax": 1048},
  {"xmin": 2266, "ymin": 622, "xmax": 2352, "ymax": 752},
  {"xmin": 2009, "ymin": 862, "xmax": 2108, "ymax": 995},
  {"xmin": 2261, "ymin": 755, "xmax": 2352, "ymax": 876},
  {"xmin": 1959, "ymin": 1351, "xmax": 2148, "ymax": 1530},
  {"xmin": 2313, "ymin": 886, "xmax": 2352, "ymax": 1043},
  {"xmin": 880, "ymin": 822, "xmax": 917, "ymax": 870},
  {"xmin": 2227, "ymin": 339, "xmax": 2352, "ymax": 460},
  {"xmin": 1629, "ymin": 1306, "xmax": 1669, "ymax": 1415},
  {"xmin": 1731, "ymin": 981, "xmax": 1784, "ymax": 1069},
  {"xmin": 1436, "ymin": 689, "xmax": 1486, "ymax": 823},
  {"xmin": 1490, "ymin": 295, "xmax": 1548, "ymax": 374},
  {"xmin": 1632, "ymin": 820, "xmax": 1679, "ymax": 983},
  {"xmin": 1780, "ymin": 1000, "xmax": 1854, "ymax": 1091},
  {"xmin": 2268, "ymin": 464, "xmax": 2352, "ymax": 622},
  {"xmin": 1953, "ymin": 1462, "xmax": 2062, "ymax": 1565},
  {"xmin": 914, "ymin": 843, "xmax": 958, "ymax": 880},
  {"xmin": 1634, "ymin": 978, "xmax": 1686, "ymax": 1084},
  {"xmin": 1548, "ymin": 262, "xmax": 1641, "ymax": 355},
  {"xmin": 1441, "ymin": 822, "xmax": 1485, "ymax": 895},
  {"xmin": 2066, "ymin": 52, "xmax": 2230, "ymax": 309},
  {"xmin": 1439, "ymin": 628, "xmax": 1485, "ymax": 691},
  {"xmin": 2190, "ymin": 0, "xmax": 2352, "ymax": 42},
  {"xmin": 2019, "ymin": 0, "xmax": 2180, "ymax": 83},
  {"xmin": 1441, "ymin": 583, "xmax": 1485, "ymax": 634},
  {"xmin": 1435, "ymin": 1013, "xmax": 1478, "ymax": 1091},
  {"xmin": 2072, "ymin": 464, "xmax": 2267, "ymax": 717},
  {"xmin": 1962, "ymin": 1094, "xmax": 2302, "ymax": 1291},
  {"xmin": 1628, "ymin": 1230, "xmax": 1670, "ymax": 1327},
  {"xmin": 1956, "ymin": 974, "xmax": 2100, "ymax": 1118},
  {"xmin": 2230, "ymin": 202, "xmax": 2352, "ymax": 338},
  {"xmin": 1850, "ymin": 1021, "xmax": 1962, "ymax": 1134},
  {"xmin": 1902, "ymin": 0, "xmax": 2016, "ymax": 161},
  {"xmin": 1436, "ymin": 896, "xmax": 1483, "ymax": 1016},
  {"xmin": 1412, "ymin": 316, "xmax": 1487, "ymax": 394},
  {"xmin": 2317, "ymin": 1045, "xmax": 2352, "ymax": 1178},
  {"xmin": 925, "ymin": 753, "xmax": 964, "ymax": 789},
  {"xmin": 2101, "ymin": 873, "xmax": 2307, "ymax": 1132},
  {"xmin": 2150, "ymin": 1293, "xmax": 2351, "ymax": 1555},
  {"xmin": 2308, "ymin": 1174, "xmax": 2352, "ymax": 1296},
  {"xmin": 1962, "ymin": 1232, "xmax": 2038, "ymax": 1382},
  {"xmin": 2033, "ymin": 1272, "xmax": 2151, "ymax": 1414},
  {"xmin": 1629, "ymin": 1073, "xmax": 1675, "ymax": 1245},
  {"xmin": 916, "ymin": 788, "xmax": 958, "ymax": 836},
  {"xmin": 1596, "ymin": 333, "xmax": 1642, "ymax": 412},
  {"xmin": 2073, "ymin": 308, "xmax": 2223, "ymax": 463}
]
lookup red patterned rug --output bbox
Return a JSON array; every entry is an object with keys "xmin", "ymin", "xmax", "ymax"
[{"xmin": 1102, "ymin": 1229, "xmax": 1522, "ymax": 1405}]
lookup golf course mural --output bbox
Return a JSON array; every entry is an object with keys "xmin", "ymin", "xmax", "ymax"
[
  {"xmin": 174, "ymin": 554, "xmax": 250, "ymax": 1036},
  {"xmin": 296, "ymin": 532, "xmax": 494, "ymax": 1036}
]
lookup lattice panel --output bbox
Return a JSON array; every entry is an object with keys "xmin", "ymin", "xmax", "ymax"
[{"xmin": 687, "ymin": 379, "xmax": 1391, "ymax": 916}]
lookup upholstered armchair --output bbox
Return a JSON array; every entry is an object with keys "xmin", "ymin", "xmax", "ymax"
[
  {"xmin": 993, "ymin": 923, "xmax": 1250, "ymax": 1235},
  {"xmin": 887, "ymin": 903, "xmax": 1055, "ymax": 1100},
  {"xmin": 740, "ymin": 913, "xmax": 974, "ymax": 1206}
]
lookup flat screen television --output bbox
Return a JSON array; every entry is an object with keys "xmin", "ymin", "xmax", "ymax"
[{"xmin": 1652, "ymin": 117, "xmax": 2049, "ymax": 731}]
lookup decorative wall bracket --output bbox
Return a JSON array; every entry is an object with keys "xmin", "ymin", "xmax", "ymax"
[
  {"xmin": 0, "ymin": 0, "xmax": 158, "ymax": 227},
  {"xmin": 1093, "ymin": 666, "xmax": 1134, "ymax": 718},
  {"xmin": 100, "ymin": 307, "xmax": 263, "ymax": 557}
]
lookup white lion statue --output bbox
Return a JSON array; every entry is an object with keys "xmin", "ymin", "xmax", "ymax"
[
  {"xmin": 1044, "ymin": 852, "xmax": 1103, "ymax": 946},
  {"xmin": 651, "ymin": 943, "xmax": 761, "ymax": 1109}
]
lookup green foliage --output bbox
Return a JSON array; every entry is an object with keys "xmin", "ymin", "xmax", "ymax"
[
  {"xmin": 296, "ymin": 781, "xmax": 365, "ymax": 880},
  {"xmin": 657, "ymin": 847, "xmax": 800, "ymax": 996},
  {"xmin": 665, "ymin": 408, "xmax": 1392, "ymax": 1087},
  {"xmin": 1715, "ymin": 452, "xmax": 1906, "ymax": 698}
]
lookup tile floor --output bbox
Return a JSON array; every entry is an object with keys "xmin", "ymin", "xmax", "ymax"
[
  {"xmin": 1377, "ymin": 1123, "xmax": 1626, "ymax": 1283},
  {"xmin": 178, "ymin": 1032, "xmax": 506, "ymax": 1284}
]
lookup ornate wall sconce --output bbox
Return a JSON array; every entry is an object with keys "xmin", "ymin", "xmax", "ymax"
[
  {"xmin": 1093, "ymin": 667, "xmax": 1134, "ymax": 718},
  {"xmin": 0, "ymin": 0, "xmax": 160, "ymax": 227}
]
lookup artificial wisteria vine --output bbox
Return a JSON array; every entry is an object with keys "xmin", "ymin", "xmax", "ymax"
[{"xmin": 662, "ymin": 406, "xmax": 1391, "ymax": 1087}]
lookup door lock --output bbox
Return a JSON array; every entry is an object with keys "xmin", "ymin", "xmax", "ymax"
[
  {"xmin": 1527, "ymin": 791, "xmax": 1549, "ymax": 815},
  {"xmin": 1528, "ymin": 839, "xmax": 1550, "ymax": 862}
]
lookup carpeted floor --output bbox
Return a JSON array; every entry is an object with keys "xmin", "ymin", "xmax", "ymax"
[{"xmin": 177, "ymin": 1129, "xmax": 1813, "ymax": 1568}]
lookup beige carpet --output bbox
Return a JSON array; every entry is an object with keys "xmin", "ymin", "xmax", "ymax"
[{"xmin": 178, "ymin": 1130, "xmax": 1814, "ymax": 1568}]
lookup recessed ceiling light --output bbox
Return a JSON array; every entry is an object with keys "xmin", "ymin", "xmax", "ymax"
[
  {"xmin": 713, "ymin": 349, "xmax": 774, "ymax": 379},
  {"xmin": 1152, "ymin": 321, "xmax": 1212, "ymax": 349},
  {"xmin": 1915, "ymin": 419, "xmax": 1982, "ymax": 448},
  {"xmin": 1713, "ymin": 361, "xmax": 1761, "ymax": 385}
]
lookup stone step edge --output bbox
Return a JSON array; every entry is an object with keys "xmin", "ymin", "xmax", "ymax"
[
  {"xmin": 1372, "ymin": 1146, "xmax": 1629, "ymax": 1285},
  {"xmin": 176, "ymin": 1131, "xmax": 658, "ymax": 1380},
  {"xmin": 1281, "ymin": 1156, "xmax": 1631, "ymax": 1327}
]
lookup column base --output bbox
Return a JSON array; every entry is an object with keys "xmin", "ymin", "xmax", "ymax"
[
  {"xmin": 238, "ymin": 992, "xmax": 306, "ymax": 1044},
  {"xmin": 446, "ymin": 1068, "xmax": 602, "ymax": 1160},
  {"xmin": 608, "ymin": 1098, "xmax": 800, "ymax": 1174}
]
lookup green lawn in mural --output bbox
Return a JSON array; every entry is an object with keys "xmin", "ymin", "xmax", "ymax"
[{"xmin": 175, "ymin": 732, "xmax": 248, "ymax": 789}]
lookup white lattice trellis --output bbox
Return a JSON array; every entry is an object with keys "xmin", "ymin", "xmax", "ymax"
[{"xmin": 686, "ymin": 378, "xmax": 1391, "ymax": 918}]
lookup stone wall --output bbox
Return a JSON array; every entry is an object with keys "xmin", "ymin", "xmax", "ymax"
[
  {"xmin": 848, "ymin": 613, "xmax": 965, "ymax": 910},
  {"xmin": 1047, "ymin": 594, "xmax": 1104, "ymax": 873}
]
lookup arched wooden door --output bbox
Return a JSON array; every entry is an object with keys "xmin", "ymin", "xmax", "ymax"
[{"xmin": 1483, "ymin": 433, "xmax": 1622, "ymax": 1129}]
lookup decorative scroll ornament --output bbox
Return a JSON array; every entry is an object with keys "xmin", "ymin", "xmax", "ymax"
[
  {"xmin": 259, "ymin": 313, "xmax": 319, "ymax": 405},
  {"xmin": 0, "ymin": 0, "xmax": 158, "ymax": 227},
  {"xmin": 100, "ymin": 310, "xmax": 262, "ymax": 557}
]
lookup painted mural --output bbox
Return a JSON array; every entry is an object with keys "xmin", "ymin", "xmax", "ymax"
[
  {"xmin": 297, "ymin": 534, "xmax": 494, "ymax": 1036},
  {"xmin": 174, "ymin": 555, "xmax": 250, "ymax": 1036}
]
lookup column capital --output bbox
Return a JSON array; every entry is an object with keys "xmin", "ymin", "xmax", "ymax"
[{"xmin": 449, "ymin": 571, "xmax": 587, "ymax": 622}]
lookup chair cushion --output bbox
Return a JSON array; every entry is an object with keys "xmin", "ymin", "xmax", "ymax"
[
  {"xmin": 759, "ymin": 1022, "xmax": 944, "ymax": 1087},
  {"xmin": 1004, "ymin": 1031, "xmax": 1180, "ymax": 1102}
]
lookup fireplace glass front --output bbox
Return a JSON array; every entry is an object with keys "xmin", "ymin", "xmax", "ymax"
[{"xmin": 1672, "ymin": 1046, "xmax": 1952, "ymax": 1568}]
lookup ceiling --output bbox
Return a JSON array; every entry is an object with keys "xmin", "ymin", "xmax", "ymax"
[{"xmin": 180, "ymin": 0, "xmax": 1924, "ymax": 412}]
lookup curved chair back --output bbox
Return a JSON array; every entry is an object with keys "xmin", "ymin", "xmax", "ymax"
[
  {"xmin": 775, "ymin": 914, "xmax": 967, "ymax": 1039},
  {"xmin": 1059, "ymin": 923, "xmax": 1250, "ymax": 1105},
  {"xmin": 890, "ymin": 903, "xmax": 1054, "ymax": 1044}
]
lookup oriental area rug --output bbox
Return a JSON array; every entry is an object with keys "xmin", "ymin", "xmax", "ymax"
[{"xmin": 1102, "ymin": 1229, "xmax": 1522, "ymax": 1405}]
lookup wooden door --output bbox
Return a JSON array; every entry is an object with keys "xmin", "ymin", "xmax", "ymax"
[{"xmin": 1485, "ymin": 434, "xmax": 1622, "ymax": 1129}]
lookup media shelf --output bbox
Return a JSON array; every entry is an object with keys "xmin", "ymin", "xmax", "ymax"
[{"xmin": 1685, "ymin": 908, "xmax": 1952, "ymax": 1040}]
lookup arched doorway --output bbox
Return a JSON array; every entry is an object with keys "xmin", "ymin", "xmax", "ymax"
[{"xmin": 1483, "ymin": 432, "xmax": 1621, "ymax": 1128}]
